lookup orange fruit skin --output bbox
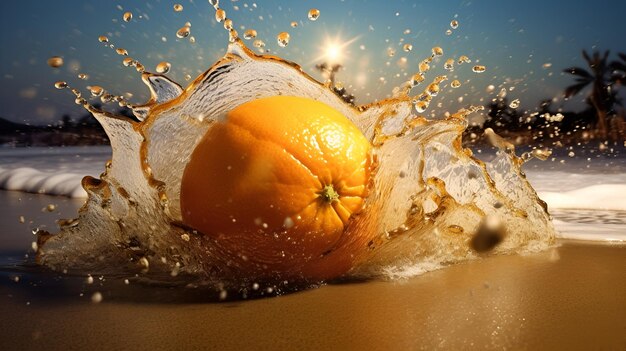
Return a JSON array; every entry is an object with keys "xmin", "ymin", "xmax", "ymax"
[{"xmin": 180, "ymin": 96, "xmax": 373, "ymax": 281}]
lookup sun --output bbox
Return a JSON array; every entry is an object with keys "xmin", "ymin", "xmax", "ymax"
[{"xmin": 312, "ymin": 33, "xmax": 360, "ymax": 65}]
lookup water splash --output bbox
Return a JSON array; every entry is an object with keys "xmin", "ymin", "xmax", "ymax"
[{"xmin": 40, "ymin": 39, "xmax": 555, "ymax": 290}]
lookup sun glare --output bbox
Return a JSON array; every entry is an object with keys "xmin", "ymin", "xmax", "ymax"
[{"xmin": 313, "ymin": 34, "xmax": 360, "ymax": 65}]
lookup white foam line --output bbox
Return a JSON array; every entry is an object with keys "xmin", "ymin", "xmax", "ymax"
[
  {"xmin": 0, "ymin": 167, "xmax": 87, "ymax": 198},
  {"xmin": 539, "ymin": 184, "xmax": 626, "ymax": 211}
]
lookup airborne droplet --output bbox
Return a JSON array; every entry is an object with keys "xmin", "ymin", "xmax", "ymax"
[
  {"xmin": 243, "ymin": 29, "xmax": 257, "ymax": 40},
  {"xmin": 215, "ymin": 9, "xmax": 226, "ymax": 22},
  {"xmin": 415, "ymin": 100, "xmax": 429, "ymax": 113},
  {"xmin": 419, "ymin": 60, "xmax": 430, "ymax": 73},
  {"xmin": 450, "ymin": 20, "xmax": 459, "ymax": 29},
  {"xmin": 47, "ymin": 56, "xmax": 64, "ymax": 68},
  {"xmin": 209, "ymin": 0, "xmax": 219, "ymax": 8},
  {"xmin": 445, "ymin": 29, "xmax": 452, "ymax": 36},
  {"xmin": 123, "ymin": 12, "xmax": 133, "ymax": 22},
  {"xmin": 173, "ymin": 4, "xmax": 183, "ymax": 12},
  {"xmin": 472, "ymin": 65, "xmax": 486, "ymax": 73},
  {"xmin": 54, "ymin": 81, "xmax": 68, "ymax": 89},
  {"xmin": 277, "ymin": 32, "xmax": 290, "ymax": 47},
  {"xmin": 98, "ymin": 35, "xmax": 109, "ymax": 43},
  {"xmin": 426, "ymin": 83, "xmax": 440, "ymax": 97},
  {"xmin": 444, "ymin": 58, "xmax": 454, "ymax": 71},
  {"xmin": 290, "ymin": 21, "xmax": 298, "ymax": 28},
  {"xmin": 223, "ymin": 19, "xmax": 233, "ymax": 30},
  {"xmin": 410, "ymin": 73, "xmax": 425, "ymax": 87},
  {"xmin": 431, "ymin": 47, "xmax": 443, "ymax": 57},
  {"xmin": 176, "ymin": 26, "xmax": 191, "ymax": 39},
  {"xmin": 451, "ymin": 79, "xmax": 461, "ymax": 88},
  {"xmin": 509, "ymin": 99, "xmax": 520, "ymax": 109},
  {"xmin": 115, "ymin": 48, "xmax": 128, "ymax": 56},
  {"xmin": 78, "ymin": 73, "xmax": 89, "ymax": 80},
  {"xmin": 156, "ymin": 61, "xmax": 172, "ymax": 74},
  {"xmin": 253, "ymin": 39, "xmax": 265, "ymax": 48},
  {"xmin": 403, "ymin": 44, "xmax": 412, "ymax": 52},
  {"xmin": 308, "ymin": 8, "xmax": 320, "ymax": 21},
  {"xmin": 88, "ymin": 85, "xmax": 104, "ymax": 97},
  {"xmin": 458, "ymin": 55, "xmax": 471, "ymax": 64}
]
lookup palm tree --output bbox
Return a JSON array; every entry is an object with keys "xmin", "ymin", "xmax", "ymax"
[{"xmin": 563, "ymin": 50, "xmax": 617, "ymax": 138}]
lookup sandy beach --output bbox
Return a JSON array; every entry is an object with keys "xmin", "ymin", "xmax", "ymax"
[{"xmin": 1, "ymin": 189, "xmax": 625, "ymax": 350}]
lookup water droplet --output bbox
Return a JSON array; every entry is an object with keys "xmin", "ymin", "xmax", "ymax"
[
  {"xmin": 185, "ymin": 74, "xmax": 192, "ymax": 81},
  {"xmin": 47, "ymin": 56, "xmax": 64, "ymax": 68},
  {"xmin": 91, "ymin": 292, "xmax": 103, "ymax": 303},
  {"xmin": 451, "ymin": 79, "xmax": 461, "ymax": 88},
  {"xmin": 77, "ymin": 73, "xmax": 89, "ymax": 80},
  {"xmin": 228, "ymin": 29, "xmax": 238, "ymax": 43},
  {"xmin": 75, "ymin": 97, "xmax": 87, "ymax": 106},
  {"xmin": 189, "ymin": 36, "xmax": 196, "ymax": 43},
  {"xmin": 472, "ymin": 65, "xmax": 486, "ymax": 73},
  {"xmin": 444, "ymin": 58, "xmax": 454, "ymax": 71},
  {"xmin": 135, "ymin": 63, "xmax": 145, "ymax": 73},
  {"xmin": 98, "ymin": 35, "xmax": 109, "ymax": 43},
  {"xmin": 223, "ymin": 18, "xmax": 233, "ymax": 30},
  {"xmin": 410, "ymin": 73, "xmax": 425, "ymax": 87},
  {"xmin": 403, "ymin": 44, "xmax": 412, "ymax": 52},
  {"xmin": 427, "ymin": 83, "xmax": 440, "ymax": 97},
  {"xmin": 290, "ymin": 21, "xmax": 298, "ymax": 28},
  {"xmin": 432, "ymin": 46, "xmax": 443, "ymax": 57},
  {"xmin": 100, "ymin": 94, "xmax": 113, "ymax": 103},
  {"xmin": 450, "ymin": 20, "xmax": 459, "ymax": 29},
  {"xmin": 176, "ymin": 26, "xmax": 191, "ymax": 39},
  {"xmin": 156, "ymin": 61, "xmax": 171, "ymax": 74},
  {"xmin": 415, "ymin": 100, "xmax": 429, "ymax": 113},
  {"xmin": 122, "ymin": 57, "xmax": 134, "ymax": 67},
  {"xmin": 123, "ymin": 11, "xmax": 133, "ymax": 22},
  {"xmin": 209, "ymin": 0, "xmax": 219, "ymax": 8},
  {"xmin": 115, "ymin": 48, "xmax": 128, "ymax": 56},
  {"xmin": 458, "ymin": 55, "xmax": 471, "ymax": 64},
  {"xmin": 173, "ymin": 4, "xmax": 183, "ymax": 12},
  {"xmin": 277, "ymin": 32, "xmax": 290, "ymax": 47},
  {"xmin": 387, "ymin": 48, "xmax": 396, "ymax": 57},
  {"xmin": 54, "ymin": 81, "xmax": 68, "ymax": 89},
  {"xmin": 215, "ymin": 9, "xmax": 226, "ymax": 22},
  {"xmin": 308, "ymin": 8, "xmax": 320, "ymax": 21},
  {"xmin": 89, "ymin": 85, "xmax": 104, "ymax": 97},
  {"xmin": 219, "ymin": 290, "xmax": 228, "ymax": 300},
  {"xmin": 419, "ymin": 60, "xmax": 430, "ymax": 73},
  {"xmin": 243, "ymin": 29, "xmax": 257, "ymax": 40},
  {"xmin": 509, "ymin": 99, "xmax": 520, "ymax": 109},
  {"xmin": 568, "ymin": 151, "xmax": 575, "ymax": 158},
  {"xmin": 253, "ymin": 39, "xmax": 265, "ymax": 48},
  {"xmin": 445, "ymin": 29, "xmax": 452, "ymax": 36}
]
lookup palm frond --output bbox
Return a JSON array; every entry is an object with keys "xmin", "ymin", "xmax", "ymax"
[
  {"xmin": 564, "ymin": 82, "xmax": 589, "ymax": 98},
  {"xmin": 582, "ymin": 50, "xmax": 591, "ymax": 65},
  {"xmin": 563, "ymin": 67, "xmax": 592, "ymax": 78}
]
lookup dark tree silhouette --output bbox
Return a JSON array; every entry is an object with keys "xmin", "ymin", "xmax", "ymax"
[
  {"xmin": 485, "ymin": 97, "xmax": 524, "ymax": 132},
  {"xmin": 563, "ymin": 50, "xmax": 619, "ymax": 138},
  {"xmin": 315, "ymin": 63, "xmax": 355, "ymax": 105},
  {"xmin": 610, "ymin": 52, "xmax": 626, "ymax": 86}
]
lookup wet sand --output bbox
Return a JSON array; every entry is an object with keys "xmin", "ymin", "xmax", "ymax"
[{"xmin": 1, "ymin": 190, "xmax": 625, "ymax": 350}]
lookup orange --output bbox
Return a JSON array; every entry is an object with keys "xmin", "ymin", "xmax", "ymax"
[{"xmin": 180, "ymin": 95, "xmax": 373, "ymax": 281}]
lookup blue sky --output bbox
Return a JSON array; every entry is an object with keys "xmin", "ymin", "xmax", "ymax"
[{"xmin": 1, "ymin": 0, "xmax": 625, "ymax": 125}]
